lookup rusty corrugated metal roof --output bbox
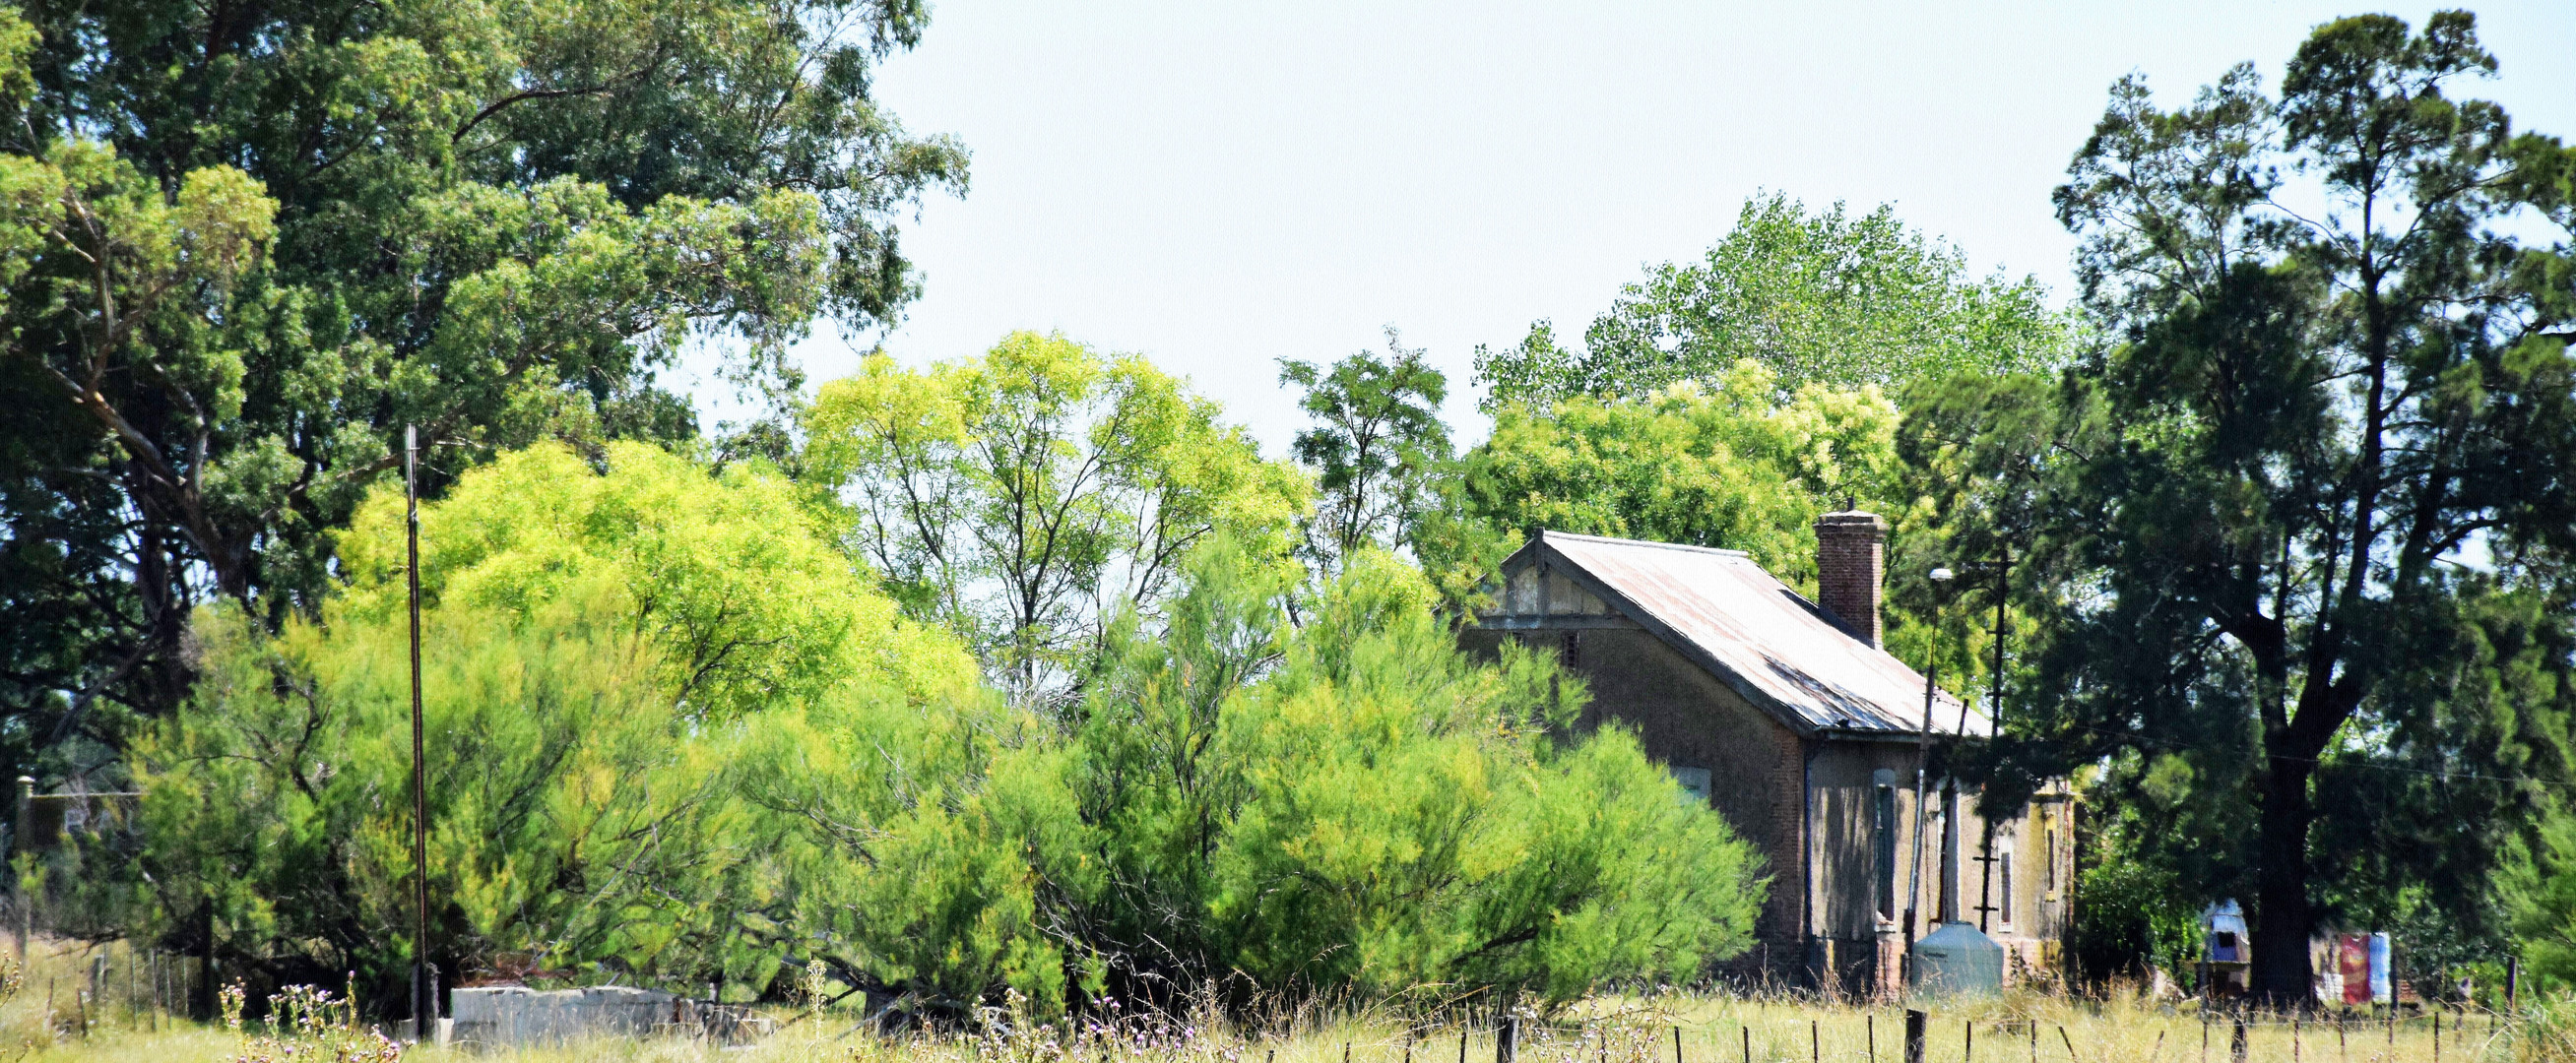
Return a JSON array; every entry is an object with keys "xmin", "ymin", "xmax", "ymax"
[{"xmin": 1508, "ymin": 531, "xmax": 1985, "ymax": 738}]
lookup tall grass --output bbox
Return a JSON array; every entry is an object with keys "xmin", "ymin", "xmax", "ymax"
[{"xmin": 0, "ymin": 945, "xmax": 2548, "ymax": 1063}]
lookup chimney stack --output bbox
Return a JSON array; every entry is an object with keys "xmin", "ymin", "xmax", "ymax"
[{"xmin": 1814, "ymin": 511, "xmax": 1888, "ymax": 648}]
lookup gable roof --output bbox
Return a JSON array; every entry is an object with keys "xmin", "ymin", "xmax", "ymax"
[{"xmin": 1485, "ymin": 531, "xmax": 1985, "ymax": 739}]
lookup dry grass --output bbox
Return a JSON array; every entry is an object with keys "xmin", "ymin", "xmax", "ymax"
[{"xmin": 0, "ymin": 940, "xmax": 2547, "ymax": 1063}]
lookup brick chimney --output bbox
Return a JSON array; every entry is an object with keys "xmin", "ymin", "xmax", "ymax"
[{"xmin": 1814, "ymin": 510, "xmax": 1888, "ymax": 648}]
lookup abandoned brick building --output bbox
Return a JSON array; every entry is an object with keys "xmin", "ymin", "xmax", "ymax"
[{"xmin": 1460, "ymin": 514, "xmax": 2070, "ymax": 993}]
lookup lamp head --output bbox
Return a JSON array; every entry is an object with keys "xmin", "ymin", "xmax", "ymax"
[{"xmin": 1929, "ymin": 567, "xmax": 1955, "ymax": 583}]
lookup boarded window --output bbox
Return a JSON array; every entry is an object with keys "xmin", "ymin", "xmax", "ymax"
[
  {"xmin": 2044, "ymin": 824, "xmax": 2059, "ymax": 898},
  {"xmin": 1874, "ymin": 785, "xmax": 1899, "ymax": 919}
]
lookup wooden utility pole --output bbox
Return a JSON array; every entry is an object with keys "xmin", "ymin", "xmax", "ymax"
[
  {"xmin": 1973, "ymin": 835, "xmax": 1999, "ymax": 933},
  {"xmin": 406, "ymin": 425, "xmax": 432, "ymax": 1040}
]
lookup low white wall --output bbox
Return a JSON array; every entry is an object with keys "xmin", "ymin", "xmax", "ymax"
[{"xmin": 448, "ymin": 985, "xmax": 690, "ymax": 1046}]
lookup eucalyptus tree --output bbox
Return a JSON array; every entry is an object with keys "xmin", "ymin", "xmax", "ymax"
[
  {"xmin": 0, "ymin": 0, "xmax": 965, "ymax": 776},
  {"xmin": 1912, "ymin": 11, "xmax": 2576, "ymax": 998},
  {"xmin": 1474, "ymin": 193, "xmax": 2074, "ymax": 410}
]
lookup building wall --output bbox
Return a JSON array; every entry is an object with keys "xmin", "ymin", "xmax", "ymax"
[
  {"xmin": 1461, "ymin": 621, "xmax": 2073, "ymax": 993},
  {"xmin": 1459, "ymin": 626, "xmax": 1806, "ymax": 956},
  {"xmin": 1574, "ymin": 627, "xmax": 1807, "ymax": 952}
]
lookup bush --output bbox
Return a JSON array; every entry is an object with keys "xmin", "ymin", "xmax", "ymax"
[
  {"xmin": 127, "ymin": 443, "xmax": 1766, "ymax": 1019},
  {"xmin": 134, "ymin": 442, "xmax": 971, "ymax": 1006}
]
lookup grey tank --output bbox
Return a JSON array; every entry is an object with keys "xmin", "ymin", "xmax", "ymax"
[{"xmin": 1910, "ymin": 921, "xmax": 2006, "ymax": 996}]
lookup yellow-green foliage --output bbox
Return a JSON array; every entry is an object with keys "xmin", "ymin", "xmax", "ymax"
[
  {"xmin": 1458, "ymin": 359, "xmax": 1900, "ymax": 586},
  {"xmin": 737, "ymin": 675, "xmax": 1092, "ymax": 1016},
  {"xmin": 128, "ymin": 441, "xmax": 1763, "ymax": 1020},
  {"xmin": 336, "ymin": 440, "xmax": 975, "ymax": 714},
  {"xmin": 1069, "ymin": 544, "xmax": 1765, "ymax": 1005},
  {"xmin": 805, "ymin": 331, "xmax": 1311, "ymax": 699},
  {"xmin": 137, "ymin": 442, "xmax": 974, "ymax": 1004}
]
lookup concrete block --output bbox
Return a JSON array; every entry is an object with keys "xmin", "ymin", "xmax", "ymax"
[{"xmin": 448, "ymin": 985, "xmax": 698, "ymax": 1047}]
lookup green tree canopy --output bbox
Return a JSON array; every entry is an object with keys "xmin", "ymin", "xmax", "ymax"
[
  {"xmin": 0, "ymin": 0, "xmax": 965, "ymax": 780},
  {"xmin": 1434, "ymin": 359, "xmax": 1993, "ymax": 680},
  {"xmin": 1913, "ymin": 11, "xmax": 2576, "ymax": 1000},
  {"xmin": 1473, "ymin": 193, "xmax": 2075, "ymax": 410},
  {"xmin": 802, "ymin": 332, "xmax": 1310, "ymax": 703},
  {"xmin": 1278, "ymin": 328, "xmax": 1451, "ymax": 576}
]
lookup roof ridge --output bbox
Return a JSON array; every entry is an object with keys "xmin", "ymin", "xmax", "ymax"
[
  {"xmin": 1520, "ymin": 529, "xmax": 1991, "ymax": 737},
  {"xmin": 1536, "ymin": 530, "xmax": 1750, "ymax": 558}
]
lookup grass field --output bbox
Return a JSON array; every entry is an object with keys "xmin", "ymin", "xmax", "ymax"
[{"xmin": 0, "ymin": 940, "xmax": 2557, "ymax": 1063}]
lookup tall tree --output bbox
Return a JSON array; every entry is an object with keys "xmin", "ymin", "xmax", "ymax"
[
  {"xmin": 1473, "ymin": 193, "xmax": 2074, "ymax": 410},
  {"xmin": 1438, "ymin": 359, "xmax": 1999, "ymax": 678},
  {"xmin": 0, "ymin": 0, "xmax": 964, "ymax": 780},
  {"xmin": 1277, "ymin": 328, "xmax": 1450, "ymax": 575},
  {"xmin": 802, "ymin": 332, "xmax": 1309, "ymax": 703},
  {"xmin": 1918, "ymin": 11, "xmax": 2576, "ymax": 999}
]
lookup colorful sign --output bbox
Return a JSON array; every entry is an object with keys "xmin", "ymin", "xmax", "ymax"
[
  {"xmin": 2368, "ymin": 933, "xmax": 2393, "ymax": 1004},
  {"xmin": 2341, "ymin": 935, "xmax": 2371, "ymax": 1005}
]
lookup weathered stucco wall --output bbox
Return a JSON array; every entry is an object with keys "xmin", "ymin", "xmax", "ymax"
[{"xmin": 1461, "ymin": 622, "xmax": 2073, "ymax": 991}]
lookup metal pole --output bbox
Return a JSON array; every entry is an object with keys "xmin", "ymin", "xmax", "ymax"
[
  {"xmin": 1904, "ymin": 665, "xmax": 1934, "ymax": 962},
  {"xmin": 406, "ymin": 425, "xmax": 431, "ymax": 1040}
]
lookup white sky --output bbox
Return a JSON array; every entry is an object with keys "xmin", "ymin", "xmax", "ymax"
[{"xmin": 698, "ymin": 0, "xmax": 2576, "ymax": 457}]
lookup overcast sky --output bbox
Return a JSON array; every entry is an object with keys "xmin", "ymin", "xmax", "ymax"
[{"xmin": 695, "ymin": 0, "xmax": 2576, "ymax": 456}]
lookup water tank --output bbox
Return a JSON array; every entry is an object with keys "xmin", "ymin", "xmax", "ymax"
[{"xmin": 1910, "ymin": 921, "xmax": 2005, "ymax": 996}]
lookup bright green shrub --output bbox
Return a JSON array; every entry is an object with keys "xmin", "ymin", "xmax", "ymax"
[
  {"xmin": 136, "ymin": 442, "xmax": 973, "ymax": 1002},
  {"xmin": 132, "ymin": 441, "xmax": 1762, "ymax": 1018},
  {"xmin": 1073, "ymin": 542, "xmax": 1766, "ymax": 1005}
]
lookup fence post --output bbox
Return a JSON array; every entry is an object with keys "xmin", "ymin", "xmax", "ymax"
[
  {"xmin": 1905, "ymin": 1010, "xmax": 1926, "ymax": 1063},
  {"xmin": 13, "ymin": 776, "xmax": 30, "ymax": 959},
  {"xmin": 2229, "ymin": 1020, "xmax": 2246, "ymax": 1063},
  {"xmin": 1499, "ymin": 1012, "xmax": 1516, "ymax": 1063}
]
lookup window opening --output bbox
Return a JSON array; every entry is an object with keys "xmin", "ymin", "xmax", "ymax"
[
  {"xmin": 2044, "ymin": 823, "xmax": 2059, "ymax": 899},
  {"xmin": 1874, "ymin": 785, "xmax": 1899, "ymax": 919},
  {"xmin": 2000, "ymin": 850, "xmax": 2015, "ymax": 927},
  {"xmin": 1670, "ymin": 766, "xmax": 1711, "ymax": 806}
]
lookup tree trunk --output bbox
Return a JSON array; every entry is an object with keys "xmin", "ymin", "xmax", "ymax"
[{"xmin": 2251, "ymin": 752, "xmax": 2315, "ymax": 1002}]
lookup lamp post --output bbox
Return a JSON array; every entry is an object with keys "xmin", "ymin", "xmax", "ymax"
[{"xmin": 1901, "ymin": 566, "xmax": 1955, "ymax": 978}]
